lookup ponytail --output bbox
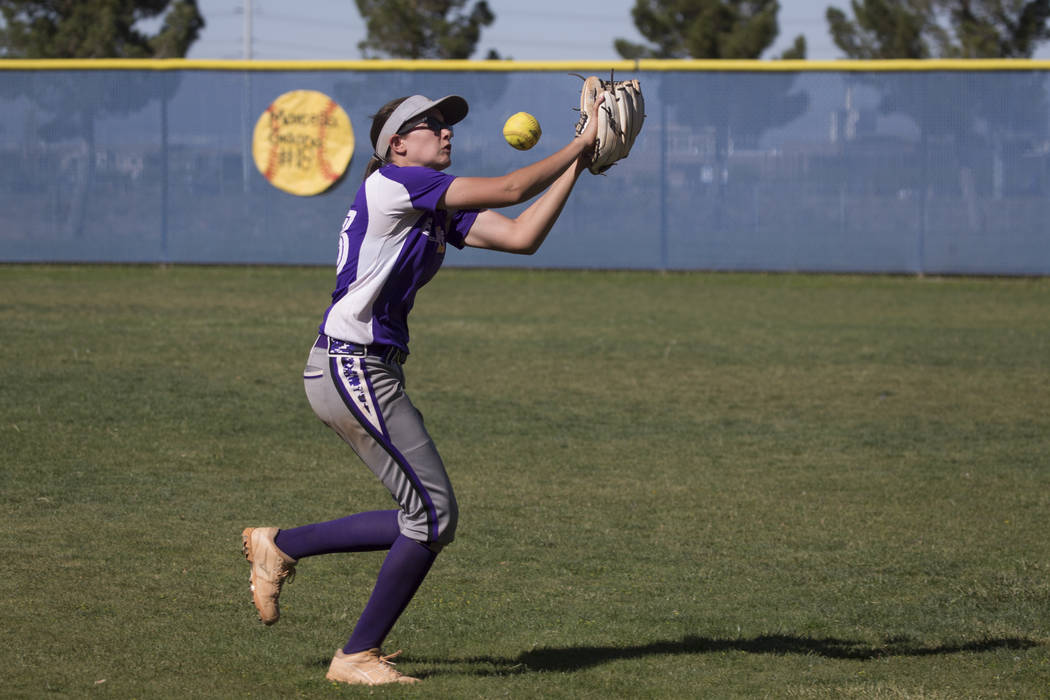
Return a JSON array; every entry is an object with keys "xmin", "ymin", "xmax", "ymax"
[{"xmin": 363, "ymin": 154, "xmax": 385, "ymax": 180}]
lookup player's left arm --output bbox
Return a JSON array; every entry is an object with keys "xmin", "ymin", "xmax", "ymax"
[{"xmin": 463, "ymin": 157, "xmax": 587, "ymax": 255}]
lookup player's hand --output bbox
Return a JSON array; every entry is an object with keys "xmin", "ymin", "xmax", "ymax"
[{"xmin": 576, "ymin": 92, "xmax": 605, "ymax": 156}]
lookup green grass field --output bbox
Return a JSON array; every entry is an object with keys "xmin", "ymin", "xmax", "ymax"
[{"xmin": 2, "ymin": 265, "xmax": 1048, "ymax": 698}]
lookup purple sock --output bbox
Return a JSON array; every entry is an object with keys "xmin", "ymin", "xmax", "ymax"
[
  {"xmin": 343, "ymin": 535, "xmax": 438, "ymax": 653},
  {"xmin": 273, "ymin": 510, "xmax": 401, "ymax": 560}
]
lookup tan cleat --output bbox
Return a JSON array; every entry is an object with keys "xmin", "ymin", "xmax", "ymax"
[
  {"xmin": 325, "ymin": 648, "xmax": 421, "ymax": 686},
  {"xmin": 241, "ymin": 527, "xmax": 297, "ymax": 625}
]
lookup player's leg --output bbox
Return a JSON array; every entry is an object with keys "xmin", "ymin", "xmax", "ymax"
[
  {"xmin": 306, "ymin": 351, "xmax": 456, "ymax": 684},
  {"xmin": 274, "ymin": 510, "xmax": 401, "ymax": 558},
  {"xmin": 243, "ymin": 510, "xmax": 402, "ymax": 625},
  {"xmin": 324, "ymin": 534, "xmax": 433, "ymax": 685},
  {"xmin": 303, "ymin": 349, "xmax": 458, "ymax": 551},
  {"xmin": 241, "ymin": 353, "xmax": 400, "ymax": 626}
]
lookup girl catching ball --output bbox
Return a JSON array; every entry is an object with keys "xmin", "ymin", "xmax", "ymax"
[{"xmin": 242, "ymin": 89, "xmax": 603, "ymax": 686}]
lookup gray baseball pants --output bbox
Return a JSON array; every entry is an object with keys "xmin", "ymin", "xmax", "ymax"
[{"xmin": 303, "ymin": 339, "xmax": 458, "ymax": 550}]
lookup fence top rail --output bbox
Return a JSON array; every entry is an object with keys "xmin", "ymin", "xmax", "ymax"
[{"xmin": 3, "ymin": 58, "xmax": 1050, "ymax": 72}]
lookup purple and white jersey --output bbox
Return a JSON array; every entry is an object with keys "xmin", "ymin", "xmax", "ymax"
[{"xmin": 319, "ymin": 164, "xmax": 480, "ymax": 351}]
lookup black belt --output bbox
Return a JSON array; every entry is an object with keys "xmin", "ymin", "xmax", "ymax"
[{"xmin": 315, "ymin": 334, "xmax": 408, "ymax": 365}]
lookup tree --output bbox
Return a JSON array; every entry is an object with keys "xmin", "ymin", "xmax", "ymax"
[
  {"xmin": 945, "ymin": 0, "xmax": 1050, "ymax": 56},
  {"xmin": 354, "ymin": 0, "xmax": 500, "ymax": 59},
  {"xmin": 0, "ymin": 0, "xmax": 204, "ymax": 58},
  {"xmin": 778, "ymin": 34, "xmax": 807, "ymax": 59},
  {"xmin": 826, "ymin": 0, "xmax": 937, "ymax": 58},
  {"xmin": 826, "ymin": 0, "xmax": 1050, "ymax": 59},
  {"xmin": 614, "ymin": 0, "xmax": 805, "ymax": 60}
]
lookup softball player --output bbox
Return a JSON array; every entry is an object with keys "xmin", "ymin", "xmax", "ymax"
[{"xmin": 242, "ymin": 91, "xmax": 604, "ymax": 686}]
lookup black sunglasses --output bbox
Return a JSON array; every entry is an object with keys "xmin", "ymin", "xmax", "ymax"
[{"xmin": 397, "ymin": 115, "xmax": 453, "ymax": 137}]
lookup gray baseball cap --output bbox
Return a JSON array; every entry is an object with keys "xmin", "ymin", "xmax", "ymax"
[{"xmin": 373, "ymin": 94, "xmax": 469, "ymax": 161}]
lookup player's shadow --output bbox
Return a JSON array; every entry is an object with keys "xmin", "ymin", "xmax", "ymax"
[
  {"xmin": 417, "ymin": 633, "xmax": 1041, "ymax": 676},
  {"xmin": 518, "ymin": 634, "xmax": 1039, "ymax": 671}
]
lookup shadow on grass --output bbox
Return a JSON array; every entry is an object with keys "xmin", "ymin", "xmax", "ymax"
[{"xmin": 419, "ymin": 634, "xmax": 1042, "ymax": 676}]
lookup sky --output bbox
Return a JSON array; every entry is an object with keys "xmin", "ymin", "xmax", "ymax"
[{"xmin": 185, "ymin": 0, "xmax": 844, "ymax": 62}]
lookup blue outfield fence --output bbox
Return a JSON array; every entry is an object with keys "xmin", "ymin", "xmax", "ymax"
[{"xmin": 1, "ymin": 59, "xmax": 1049, "ymax": 275}]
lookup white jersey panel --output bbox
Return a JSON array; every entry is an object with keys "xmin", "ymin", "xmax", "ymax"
[{"xmin": 321, "ymin": 174, "xmax": 418, "ymax": 344}]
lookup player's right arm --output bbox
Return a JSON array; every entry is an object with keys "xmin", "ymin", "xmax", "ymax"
[
  {"xmin": 462, "ymin": 156, "xmax": 586, "ymax": 254},
  {"xmin": 441, "ymin": 95, "xmax": 603, "ymax": 211}
]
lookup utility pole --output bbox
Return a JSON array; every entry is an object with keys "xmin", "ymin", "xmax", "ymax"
[
  {"xmin": 242, "ymin": 0, "xmax": 253, "ymax": 193},
  {"xmin": 243, "ymin": 0, "xmax": 253, "ymax": 59}
]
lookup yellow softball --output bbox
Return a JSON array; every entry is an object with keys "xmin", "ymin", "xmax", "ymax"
[{"xmin": 503, "ymin": 111, "xmax": 541, "ymax": 150}]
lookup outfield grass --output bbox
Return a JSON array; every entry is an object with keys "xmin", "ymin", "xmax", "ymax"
[{"xmin": 2, "ymin": 265, "xmax": 1048, "ymax": 698}]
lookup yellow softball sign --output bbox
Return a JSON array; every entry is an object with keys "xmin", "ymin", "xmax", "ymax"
[{"xmin": 252, "ymin": 90, "xmax": 355, "ymax": 196}]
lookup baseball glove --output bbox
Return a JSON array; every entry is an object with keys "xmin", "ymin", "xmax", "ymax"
[{"xmin": 574, "ymin": 74, "xmax": 646, "ymax": 175}]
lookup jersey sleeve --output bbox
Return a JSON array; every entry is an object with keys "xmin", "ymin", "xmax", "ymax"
[
  {"xmin": 445, "ymin": 209, "xmax": 481, "ymax": 250},
  {"xmin": 382, "ymin": 165, "xmax": 457, "ymax": 214}
]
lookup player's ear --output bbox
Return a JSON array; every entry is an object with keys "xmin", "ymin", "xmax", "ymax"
[{"xmin": 389, "ymin": 135, "xmax": 408, "ymax": 158}]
